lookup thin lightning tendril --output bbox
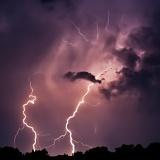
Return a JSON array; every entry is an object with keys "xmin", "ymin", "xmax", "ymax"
[
  {"xmin": 14, "ymin": 77, "xmax": 37, "ymax": 152},
  {"xmin": 9, "ymin": 0, "xmax": 122, "ymax": 153},
  {"xmin": 69, "ymin": 18, "xmax": 89, "ymax": 42},
  {"xmin": 14, "ymin": 125, "xmax": 25, "ymax": 148},
  {"xmin": 84, "ymin": 101, "xmax": 99, "ymax": 107},
  {"xmin": 13, "ymin": 8, "xmax": 115, "ymax": 154},
  {"xmin": 73, "ymin": 140, "xmax": 92, "ymax": 149},
  {"xmin": 62, "ymin": 38, "xmax": 77, "ymax": 47}
]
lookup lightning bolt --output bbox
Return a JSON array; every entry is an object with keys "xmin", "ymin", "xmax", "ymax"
[
  {"xmin": 45, "ymin": 84, "xmax": 94, "ymax": 155},
  {"xmin": 64, "ymin": 72, "xmax": 102, "ymax": 154},
  {"xmin": 14, "ymin": 75, "xmax": 38, "ymax": 152},
  {"xmin": 66, "ymin": 73, "xmax": 103, "ymax": 154},
  {"xmin": 62, "ymin": 38, "xmax": 77, "ymax": 47},
  {"xmin": 66, "ymin": 83, "xmax": 94, "ymax": 154},
  {"xmin": 69, "ymin": 18, "xmax": 89, "ymax": 42},
  {"xmin": 45, "ymin": 73, "xmax": 102, "ymax": 155}
]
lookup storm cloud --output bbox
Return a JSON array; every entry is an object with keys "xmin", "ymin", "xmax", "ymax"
[
  {"xmin": 99, "ymin": 19, "xmax": 160, "ymax": 112},
  {"xmin": 1, "ymin": 0, "xmax": 160, "ymax": 157}
]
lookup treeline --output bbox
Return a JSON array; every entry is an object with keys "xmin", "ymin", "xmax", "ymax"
[{"xmin": 0, "ymin": 142, "xmax": 160, "ymax": 160}]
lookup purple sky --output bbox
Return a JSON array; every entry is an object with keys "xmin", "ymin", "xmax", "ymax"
[{"xmin": 0, "ymin": 0, "xmax": 160, "ymax": 156}]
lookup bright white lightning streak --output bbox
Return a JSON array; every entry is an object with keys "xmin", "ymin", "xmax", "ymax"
[
  {"xmin": 46, "ymin": 73, "xmax": 102, "ymax": 155},
  {"xmin": 14, "ymin": 77, "xmax": 37, "ymax": 152},
  {"xmin": 105, "ymin": 10, "xmax": 110, "ymax": 31},
  {"xmin": 62, "ymin": 38, "xmax": 77, "ymax": 47},
  {"xmin": 45, "ymin": 83, "xmax": 94, "ymax": 155},
  {"xmin": 69, "ymin": 18, "xmax": 89, "ymax": 42},
  {"xmin": 45, "ymin": 84, "xmax": 94, "ymax": 154},
  {"xmin": 66, "ymin": 83, "xmax": 94, "ymax": 154},
  {"xmin": 66, "ymin": 73, "xmax": 102, "ymax": 154}
]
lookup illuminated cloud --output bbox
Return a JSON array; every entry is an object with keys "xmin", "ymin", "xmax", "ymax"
[{"xmin": 100, "ymin": 23, "xmax": 160, "ymax": 112}]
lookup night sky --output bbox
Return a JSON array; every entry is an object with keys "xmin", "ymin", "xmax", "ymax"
[{"xmin": 1, "ymin": 0, "xmax": 160, "ymax": 156}]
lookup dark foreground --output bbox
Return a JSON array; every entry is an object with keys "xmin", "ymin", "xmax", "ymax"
[{"xmin": 0, "ymin": 142, "xmax": 160, "ymax": 160}]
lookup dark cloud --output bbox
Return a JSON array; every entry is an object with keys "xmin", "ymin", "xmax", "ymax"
[
  {"xmin": 113, "ymin": 48, "xmax": 140, "ymax": 70},
  {"xmin": 127, "ymin": 26, "xmax": 160, "ymax": 52},
  {"xmin": 99, "ymin": 1, "xmax": 160, "ymax": 108},
  {"xmin": 41, "ymin": 0, "xmax": 57, "ymax": 3},
  {"xmin": 100, "ymin": 17, "xmax": 160, "ymax": 112},
  {"xmin": 41, "ymin": 0, "xmax": 76, "ymax": 11},
  {"xmin": 41, "ymin": 0, "xmax": 71, "ymax": 4},
  {"xmin": 64, "ymin": 71, "xmax": 101, "ymax": 84},
  {"xmin": 100, "ymin": 67, "xmax": 153, "ymax": 99},
  {"xmin": 143, "ymin": 54, "xmax": 160, "ymax": 69}
]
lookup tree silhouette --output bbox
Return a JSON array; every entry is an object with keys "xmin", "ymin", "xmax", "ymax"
[
  {"xmin": 73, "ymin": 151, "xmax": 83, "ymax": 160},
  {"xmin": 146, "ymin": 142, "xmax": 160, "ymax": 160},
  {"xmin": 0, "ymin": 146, "xmax": 22, "ymax": 159},
  {"xmin": 84, "ymin": 146, "xmax": 111, "ymax": 160},
  {"xmin": 0, "ymin": 142, "xmax": 160, "ymax": 160},
  {"xmin": 53, "ymin": 153, "xmax": 70, "ymax": 160},
  {"xmin": 24, "ymin": 149, "xmax": 49, "ymax": 160},
  {"xmin": 115, "ymin": 144, "xmax": 134, "ymax": 160},
  {"xmin": 132, "ymin": 144, "xmax": 145, "ymax": 159}
]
